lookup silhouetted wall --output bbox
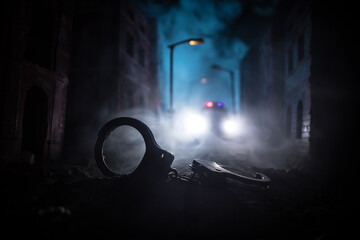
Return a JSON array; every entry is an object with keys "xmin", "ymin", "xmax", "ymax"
[
  {"xmin": 63, "ymin": 0, "xmax": 158, "ymax": 165},
  {"xmin": 0, "ymin": 0, "xmax": 73, "ymax": 166},
  {"xmin": 240, "ymin": 0, "xmax": 359, "ymax": 184}
]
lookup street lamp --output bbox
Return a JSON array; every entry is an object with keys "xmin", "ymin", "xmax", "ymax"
[
  {"xmin": 168, "ymin": 38, "xmax": 204, "ymax": 113},
  {"xmin": 211, "ymin": 64, "xmax": 235, "ymax": 114}
]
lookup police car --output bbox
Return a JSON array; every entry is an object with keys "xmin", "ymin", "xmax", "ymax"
[
  {"xmin": 201, "ymin": 101, "xmax": 245, "ymax": 138},
  {"xmin": 176, "ymin": 101, "xmax": 244, "ymax": 140}
]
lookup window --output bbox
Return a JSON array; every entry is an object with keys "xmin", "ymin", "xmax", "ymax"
[
  {"xmin": 126, "ymin": 33, "xmax": 134, "ymax": 57},
  {"xmin": 139, "ymin": 95, "xmax": 145, "ymax": 108},
  {"xmin": 298, "ymin": 33, "xmax": 304, "ymax": 62},
  {"xmin": 288, "ymin": 47, "xmax": 293, "ymax": 73},
  {"xmin": 297, "ymin": 4, "xmax": 306, "ymax": 17},
  {"xmin": 139, "ymin": 47, "xmax": 145, "ymax": 67},
  {"xmin": 87, "ymin": 31, "xmax": 99, "ymax": 67},
  {"xmin": 126, "ymin": 89, "xmax": 134, "ymax": 108},
  {"xmin": 24, "ymin": 1, "xmax": 54, "ymax": 70},
  {"xmin": 286, "ymin": 106, "xmax": 292, "ymax": 138},
  {"xmin": 127, "ymin": 10, "xmax": 135, "ymax": 22},
  {"xmin": 140, "ymin": 25, "xmax": 146, "ymax": 35},
  {"xmin": 287, "ymin": 23, "xmax": 293, "ymax": 32},
  {"xmin": 296, "ymin": 100, "xmax": 303, "ymax": 139}
]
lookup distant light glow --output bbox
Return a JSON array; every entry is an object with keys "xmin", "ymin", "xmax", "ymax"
[
  {"xmin": 205, "ymin": 101, "xmax": 214, "ymax": 108},
  {"xmin": 201, "ymin": 78, "xmax": 207, "ymax": 84}
]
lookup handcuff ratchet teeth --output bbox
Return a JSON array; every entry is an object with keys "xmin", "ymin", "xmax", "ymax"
[{"xmin": 94, "ymin": 117, "xmax": 177, "ymax": 181}]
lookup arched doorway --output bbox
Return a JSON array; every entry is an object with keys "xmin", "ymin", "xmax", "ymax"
[
  {"xmin": 286, "ymin": 105, "xmax": 292, "ymax": 138},
  {"xmin": 21, "ymin": 86, "xmax": 48, "ymax": 165}
]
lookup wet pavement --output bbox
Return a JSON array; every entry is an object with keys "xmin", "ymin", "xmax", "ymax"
[{"xmin": 0, "ymin": 162, "xmax": 356, "ymax": 239}]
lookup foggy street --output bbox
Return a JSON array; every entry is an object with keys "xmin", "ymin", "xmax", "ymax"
[{"xmin": 1, "ymin": 0, "xmax": 359, "ymax": 239}]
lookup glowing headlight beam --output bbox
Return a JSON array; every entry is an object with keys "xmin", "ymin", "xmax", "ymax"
[
  {"xmin": 184, "ymin": 112, "xmax": 209, "ymax": 135},
  {"xmin": 220, "ymin": 117, "xmax": 245, "ymax": 138},
  {"xmin": 172, "ymin": 109, "xmax": 210, "ymax": 141}
]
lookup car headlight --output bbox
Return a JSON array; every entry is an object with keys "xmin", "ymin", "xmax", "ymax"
[
  {"xmin": 172, "ymin": 109, "xmax": 209, "ymax": 141},
  {"xmin": 183, "ymin": 112, "xmax": 209, "ymax": 136},
  {"xmin": 220, "ymin": 116, "xmax": 245, "ymax": 138}
]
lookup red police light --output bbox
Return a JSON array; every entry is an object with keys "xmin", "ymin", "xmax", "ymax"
[{"xmin": 205, "ymin": 101, "xmax": 214, "ymax": 108}]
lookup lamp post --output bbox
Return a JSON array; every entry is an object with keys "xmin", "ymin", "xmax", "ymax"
[
  {"xmin": 168, "ymin": 38, "xmax": 204, "ymax": 113},
  {"xmin": 211, "ymin": 64, "xmax": 235, "ymax": 114}
]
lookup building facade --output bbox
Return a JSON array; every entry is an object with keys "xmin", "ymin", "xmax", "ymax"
[
  {"xmin": 119, "ymin": 2, "xmax": 158, "ymax": 111},
  {"xmin": 63, "ymin": 0, "xmax": 158, "ymax": 165},
  {"xmin": 240, "ymin": 24, "xmax": 284, "ymax": 146},
  {"xmin": 0, "ymin": 0, "xmax": 73, "ymax": 166},
  {"xmin": 282, "ymin": 1, "xmax": 312, "ymax": 166},
  {"xmin": 240, "ymin": 0, "xmax": 359, "ymax": 180}
]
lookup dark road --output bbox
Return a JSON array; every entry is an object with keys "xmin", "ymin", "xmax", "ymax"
[{"xmin": 1, "ymin": 159, "xmax": 355, "ymax": 240}]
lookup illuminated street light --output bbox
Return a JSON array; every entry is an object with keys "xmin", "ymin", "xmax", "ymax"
[
  {"xmin": 168, "ymin": 38, "xmax": 204, "ymax": 113},
  {"xmin": 188, "ymin": 39, "xmax": 205, "ymax": 45},
  {"xmin": 211, "ymin": 64, "xmax": 235, "ymax": 114}
]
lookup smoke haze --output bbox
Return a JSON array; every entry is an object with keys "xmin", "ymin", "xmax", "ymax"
[
  {"xmin": 67, "ymin": 0, "xmax": 287, "ymax": 177},
  {"xmin": 97, "ymin": 107, "xmax": 292, "ymax": 178}
]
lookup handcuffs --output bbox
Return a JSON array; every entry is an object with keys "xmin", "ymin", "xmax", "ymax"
[
  {"xmin": 95, "ymin": 117, "xmax": 270, "ymax": 188},
  {"xmin": 94, "ymin": 117, "xmax": 177, "ymax": 181}
]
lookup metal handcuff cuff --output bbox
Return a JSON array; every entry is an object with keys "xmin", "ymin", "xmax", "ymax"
[
  {"xmin": 95, "ymin": 117, "xmax": 270, "ymax": 188},
  {"xmin": 94, "ymin": 117, "xmax": 177, "ymax": 181}
]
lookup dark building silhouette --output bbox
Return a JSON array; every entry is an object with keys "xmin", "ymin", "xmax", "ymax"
[
  {"xmin": 240, "ymin": 0, "xmax": 359, "ymax": 184},
  {"xmin": 0, "ymin": 0, "xmax": 73, "ymax": 167},
  {"xmin": 63, "ymin": 0, "xmax": 159, "ymax": 165},
  {"xmin": 240, "ymin": 24, "xmax": 284, "ymax": 147},
  {"xmin": 280, "ymin": 1, "xmax": 311, "ymax": 167}
]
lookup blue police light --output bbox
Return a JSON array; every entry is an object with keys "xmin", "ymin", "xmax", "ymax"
[{"xmin": 216, "ymin": 102, "xmax": 224, "ymax": 107}]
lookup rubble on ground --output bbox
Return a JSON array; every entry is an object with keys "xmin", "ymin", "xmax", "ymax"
[{"xmin": 0, "ymin": 163, "xmax": 355, "ymax": 239}]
